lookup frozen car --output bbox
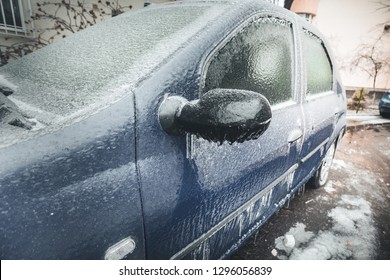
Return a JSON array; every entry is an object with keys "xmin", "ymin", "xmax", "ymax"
[
  {"xmin": 0, "ymin": 0, "xmax": 346, "ymax": 259},
  {"xmin": 379, "ymin": 90, "xmax": 390, "ymax": 117}
]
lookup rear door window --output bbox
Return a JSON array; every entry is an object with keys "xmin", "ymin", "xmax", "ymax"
[{"xmin": 302, "ymin": 30, "xmax": 333, "ymax": 95}]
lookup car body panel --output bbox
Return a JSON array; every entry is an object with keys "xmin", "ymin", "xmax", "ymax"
[
  {"xmin": 0, "ymin": 93, "xmax": 145, "ymax": 259},
  {"xmin": 379, "ymin": 91, "xmax": 390, "ymax": 116}
]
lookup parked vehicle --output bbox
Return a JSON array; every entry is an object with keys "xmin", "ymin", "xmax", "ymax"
[
  {"xmin": 0, "ymin": 0, "xmax": 346, "ymax": 259},
  {"xmin": 379, "ymin": 90, "xmax": 390, "ymax": 117}
]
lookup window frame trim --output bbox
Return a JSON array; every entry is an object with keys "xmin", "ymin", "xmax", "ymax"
[{"xmin": 305, "ymin": 90, "xmax": 334, "ymax": 102}]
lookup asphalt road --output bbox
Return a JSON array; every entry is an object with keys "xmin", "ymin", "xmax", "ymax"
[{"xmin": 231, "ymin": 124, "xmax": 390, "ymax": 260}]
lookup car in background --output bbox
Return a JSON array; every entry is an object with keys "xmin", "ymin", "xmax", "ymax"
[
  {"xmin": 0, "ymin": 0, "xmax": 346, "ymax": 259},
  {"xmin": 379, "ymin": 90, "xmax": 390, "ymax": 118}
]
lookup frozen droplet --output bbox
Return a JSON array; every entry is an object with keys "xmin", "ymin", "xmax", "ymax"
[{"xmin": 271, "ymin": 249, "xmax": 278, "ymax": 256}]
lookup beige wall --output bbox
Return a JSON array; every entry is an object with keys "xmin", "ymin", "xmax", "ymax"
[
  {"xmin": 291, "ymin": 0, "xmax": 319, "ymax": 16},
  {"xmin": 315, "ymin": 0, "xmax": 390, "ymax": 90}
]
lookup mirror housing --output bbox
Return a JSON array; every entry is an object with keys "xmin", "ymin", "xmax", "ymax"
[{"xmin": 159, "ymin": 89, "xmax": 272, "ymax": 144}]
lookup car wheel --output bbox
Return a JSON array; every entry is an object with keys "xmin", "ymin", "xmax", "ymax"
[
  {"xmin": 307, "ymin": 143, "xmax": 336, "ymax": 189},
  {"xmin": 380, "ymin": 110, "xmax": 390, "ymax": 118}
]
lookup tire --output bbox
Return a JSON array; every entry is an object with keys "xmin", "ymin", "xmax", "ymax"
[
  {"xmin": 307, "ymin": 143, "xmax": 336, "ymax": 189},
  {"xmin": 380, "ymin": 110, "xmax": 390, "ymax": 118}
]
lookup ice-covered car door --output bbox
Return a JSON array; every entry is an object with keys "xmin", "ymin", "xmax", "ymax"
[
  {"xmin": 136, "ymin": 14, "xmax": 304, "ymax": 259},
  {"xmin": 294, "ymin": 28, "xmax": 345, "ymax": 185}
]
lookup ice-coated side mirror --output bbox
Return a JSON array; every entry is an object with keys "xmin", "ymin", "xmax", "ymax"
[{"xmin": 158, "ymin": 89, "xmax": 272, "ymax": 144}]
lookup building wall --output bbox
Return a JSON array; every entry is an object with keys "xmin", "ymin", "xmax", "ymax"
[
  {"xmin": 291, "ymin": 0, "xmax": 318, "ymax": 16},
  {"xmin": 0, "ymin": 0, "xmax": 144, "ymax": 48},
  {"xmin": 315, "ymin": 0, "xmax": 390, "ymax": 91}
]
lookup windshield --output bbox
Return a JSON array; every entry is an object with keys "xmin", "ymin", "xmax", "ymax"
[{"xmin": 0, "ymin": 4, "xmax": 225, "ymax": 123}]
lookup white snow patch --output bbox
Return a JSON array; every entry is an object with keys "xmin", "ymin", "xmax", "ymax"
[
  {"xmin": 274, "ymin": 195, "xmax": 377, "ymax": 260},
  {"xmin": 324, "ymin": 181, "xmax": 336, "ymax": 193},
  {"xmin": 271, "ymin": 249, "xmax": 278, "ymax": 257},
  {"xmin": 331, "ymin": 158, "xmax": 384, "ymax": 202},
  {"xmin": 284, "ymin": 234, "xmax": 296, "ymax": 248},
  {"xmin": 320, "ymin": 196, "xmax": 330, "ymax": 202},
  {"xmin": 289, "ymin": 231, "xmax": 353, "ymax": 260},
  {"xmin": 0, "ymin": 74, "xmax": 18, "ymax": 90},
  {"xmin": 332, "ymin": 159, "xmax": 350, "ymax": 171},
  {"xmin": 380, "ymin": 147, "xmax": 390, "ymax": 157},
  {"xmin": 275, "ymin": 223, "xmax": 314, "ymax": 255},
  {"xmin": 347, "ymin": 148, "xmax": 369, "ymax": 156}
]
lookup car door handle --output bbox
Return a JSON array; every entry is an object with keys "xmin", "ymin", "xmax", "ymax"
[{"xmin": 288, "ymin": 128, "xmax": 303, "ymax": 143}]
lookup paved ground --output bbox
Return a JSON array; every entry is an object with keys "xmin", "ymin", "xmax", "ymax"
[{"xmin": 231, "ymin": 120, "xmax": 390, "ymax": 260}]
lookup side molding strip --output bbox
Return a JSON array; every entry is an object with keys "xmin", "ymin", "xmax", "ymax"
[{"xmin": 300, "ymin": 138, "xmax": 329, "ymax": 163}]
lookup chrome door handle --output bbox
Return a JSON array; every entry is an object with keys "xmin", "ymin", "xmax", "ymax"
[{"xmin": 288, "ymin": 128, "xmax": 303, "ymax": 143}]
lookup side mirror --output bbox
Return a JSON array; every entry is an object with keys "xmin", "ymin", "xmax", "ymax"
[{"xmin": 158, "ymin": 89, "xmax": 272, "ymax": 144}]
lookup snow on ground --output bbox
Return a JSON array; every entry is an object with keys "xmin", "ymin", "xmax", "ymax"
[
  {"xmin": 346, "ymin": 108, "xmax": 390, "ymax": 125},
  {"xmin": 324, "ymin": 183, "xmax": 336, "ymax": 194},
  {"xmin": 331, "ymin": 159, "xmax": 349, "ymax": 171},
  {"xmin": 333, "ymin": 159, "xmax": 384, "ymax": 202},
  {"xmin": 273, "ymin": 157, "xmax": 381, "ymax": 259},
  {"xmin": 274, "ymin": 195, "xmax": 376, "ymax": 260},
  {"xmin": 379, "ymin": 137, "xmax": 390, "ymax": 157}
]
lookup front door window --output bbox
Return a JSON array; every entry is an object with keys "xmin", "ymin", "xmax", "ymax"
[{"xmin": 203, "ymin": 17, "xmax": 294, "ymax": 105}]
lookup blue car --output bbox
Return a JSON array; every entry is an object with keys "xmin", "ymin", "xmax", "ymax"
[
  {"xmin": 379, "ymin": 90, "xmax": 390, "ymax": 117},
  {"xmin": 0, "ymin": 0, "xmax": 346, "ymax": 259}
]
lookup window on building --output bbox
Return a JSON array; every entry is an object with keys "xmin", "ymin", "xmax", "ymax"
[
  {"xmin": 203, "ymin": 17, "xmax": 294, "ymax": 106},
  {"xmin": 266, "ymin": 0, "xmax": 285, "ymax": 7},
  {"xmin": 302, "ymin": 30, "xmax": 333, "ymax": 95},
  {"xmin": 0, "ymin": 0, "xmax": 24, "ymax": 31},
  {"xmin": 297, "ymin": 13, "xmax": 313, "ymax": 23}
]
